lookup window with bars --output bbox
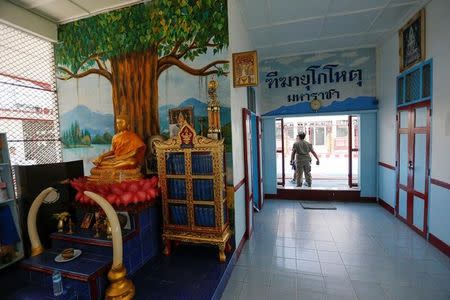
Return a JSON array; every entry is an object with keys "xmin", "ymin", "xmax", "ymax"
[
  {"xmin": 0, "ymin": 23, "xmax": 62, "ymax": 166},
  {"xmin": 396, "ymin": 59, "xmax": 432, "ymax": 107}
]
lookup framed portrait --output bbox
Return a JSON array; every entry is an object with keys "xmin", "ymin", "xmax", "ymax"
[
  {"xmin": 80, "ymin": 212, "xmax": 94, "ymax": 229},
  {"xmin": 399, "ymin": 9, "xmax": 425, "ymax": 72},
  {"xmin": 232, "ymin": 50, "xmax": 259, "ymax": 87},
  {"xmin": 168, "ymin": 106, "xmax": 194, "ymax": 138}
]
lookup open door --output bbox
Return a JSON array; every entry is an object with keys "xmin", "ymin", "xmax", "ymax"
[
  {"xmin": 242, "ymin": 108, "xmax": 254, "ymax": 238},
  {"xmin": 275, "ymin": 118, "xmax": 285, "ymax": 186},
  {"xmin": 396, "ymin": 101, "xmax": 430, "ymax": 236},
  {"xmin": 348, "ymin": 115, "xmax": 359, "ymax": 187},
  {"xmin": 256, "ymin": 116, "xmax": 263, "ymax": 209}
]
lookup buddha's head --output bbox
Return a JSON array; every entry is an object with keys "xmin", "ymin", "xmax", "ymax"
[{"xmin": 116, "ymin": 115, "xmax": 129, "ymax": 132}]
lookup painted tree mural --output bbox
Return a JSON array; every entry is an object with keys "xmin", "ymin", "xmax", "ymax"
[{"xmin": 56, "ymin": 0, "xmax": 228, "ymax": 140}]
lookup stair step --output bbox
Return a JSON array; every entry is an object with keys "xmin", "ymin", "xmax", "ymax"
[
  {"xmin": 50, "ymin": 227, "xmax": 136, "ymax": 248},
  {"xmin": 20, "ymin": 248, "xmax": 111, "ymax": 299}
]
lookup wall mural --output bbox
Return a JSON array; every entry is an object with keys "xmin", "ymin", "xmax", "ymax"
[
  {"xmin": 259, "ymin": 48, "xmax": 377, "ymax": 116},
  {"xmin": 55, "ymin": 0, "xmax": 231, "ymax": 176}
]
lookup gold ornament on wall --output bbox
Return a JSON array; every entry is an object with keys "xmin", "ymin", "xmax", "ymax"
[
  {"xmin": 232, "ymin": 50, "xmax": 259, "ymax": 87},
  {"xmin": 207, "ymin": 78, "xmax": 221, "ymax": 139}
]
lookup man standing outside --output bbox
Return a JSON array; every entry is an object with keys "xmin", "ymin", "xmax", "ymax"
[{"xmin": 290, "ymin": 132, "xmax": 320, "ymax": 187}]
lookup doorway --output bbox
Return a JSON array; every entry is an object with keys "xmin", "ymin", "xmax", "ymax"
[
  {"xmin": 276, "ymin": 115, "xmax": 360, "ymax": 189},
  {"xmin": 396, "ymin": 101, "xmax": 431, "ymax": 236}
]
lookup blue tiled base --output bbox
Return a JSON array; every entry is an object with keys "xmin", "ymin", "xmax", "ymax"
[
  {"xmin": 21, "ymin": 249, "xmax": 111, "ymax": 300},
  {"xmin": 124, "ymin": 205, "xmax": 161, "ymax": 275},
  {"xmin": 9, "ymin": 285, "xmax": 78, "ymax": 300},
  {"xmin": 132, "ymin": 241, "xmax": 236, "ymax": 300}
]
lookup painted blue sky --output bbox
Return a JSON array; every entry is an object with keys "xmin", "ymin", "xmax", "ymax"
[
  {"xmin": 158, "ymin": 49, "xmax": 230, "ymax": 108},
  {"xmin": 57, "ymin": 49, "xmax": 231, "ymax": 116},
  {"xmin": 259, "ymin": 48, "xmax": 376, "ymax": 115}
]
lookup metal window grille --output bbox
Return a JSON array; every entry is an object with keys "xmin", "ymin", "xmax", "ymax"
[
  {"xmin": 0, "ymin": 23, "xmax": 62, "ymax": 168},
  {"xmin": 405, "ymin": 69, "xmax": 421, "ymax": 102}
]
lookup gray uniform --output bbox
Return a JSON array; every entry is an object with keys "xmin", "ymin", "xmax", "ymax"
[{"xmin": 292, "ymin": 140, "xmax": 313, "ymax": 186}]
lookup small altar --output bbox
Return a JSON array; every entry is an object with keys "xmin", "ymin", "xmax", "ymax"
[{"xmin": 20, "ymin": 203, "xmax": 161, "ymax": 299}]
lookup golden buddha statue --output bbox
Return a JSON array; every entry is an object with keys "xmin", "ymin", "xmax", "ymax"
[{"xmin": 88, "ymin": 113, "xmax": 146, "ymax": 183}]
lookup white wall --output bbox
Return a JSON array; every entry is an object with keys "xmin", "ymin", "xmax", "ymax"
[
  {"xmin": 0, "ymin": 1, "xmax": 57, "ymax": 42},
  {"xmin": 376, "ymin": 34, "xmax": 398, "ymax": 166},
  {"xmin": 427, "ymin": 0, "xmax": 450, "ymax": 182},
  {"xmin": 228, "ymin": 0, "xmax": 254, "ymax": 245},
  {"xmin": 377, "ymin": 0, "xmax": 450, "ymax": 246}
]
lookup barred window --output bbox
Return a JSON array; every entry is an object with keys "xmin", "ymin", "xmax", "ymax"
[{"xmin": 0, "ymin": 23, "xmax": 62, "ymax": 166}]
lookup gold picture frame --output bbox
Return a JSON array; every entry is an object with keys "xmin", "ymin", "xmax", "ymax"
[
  {"xmin": 399, "ymin": 9, "xmax": 425, "ymax": 72},
  {"xmin": 232, "ymin": 50, "xmax": 259, "ymax": 87},
  {"xmin": 168, "ymin": 106, "xmax": 194, "ymax": 138}
]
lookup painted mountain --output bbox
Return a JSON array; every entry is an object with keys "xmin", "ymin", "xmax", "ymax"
[
  {"xmin": 263, "ymin": 96, "xmax": 378, "ymax": 116},
  {"xmin": 60, "ymin": 105, "xmax": 114, "ymax": 147},
  {"xmin": 159, "ymin": 97, "xmax": 231, "ymax": 135}
]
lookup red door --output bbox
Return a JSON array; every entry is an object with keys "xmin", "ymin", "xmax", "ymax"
[{"xmin": 396, "ymin": 101, "xmax": 431, "ymax": 236}]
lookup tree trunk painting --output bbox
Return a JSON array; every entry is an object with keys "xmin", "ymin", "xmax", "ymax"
[{"xmin": 110, "ymin": 49, "xmax": 159, "ymax": 138}]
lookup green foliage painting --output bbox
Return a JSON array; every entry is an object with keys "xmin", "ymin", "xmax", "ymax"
[
  {"xmin": 61, "ymin": 121, "xmax": 113, "ymax": 147},
  {"xmin": 56, "ymin": 0, "xmax": 229, "ymax": 140}
]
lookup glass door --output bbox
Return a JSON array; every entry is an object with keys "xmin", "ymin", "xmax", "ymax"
[
  {"xmin": 348, "ymin": 115, "xmax": 359, "ymax": 187},
  {"xmin": 275, "ymin": 118, "xmax": 285, "ymax": 186}
]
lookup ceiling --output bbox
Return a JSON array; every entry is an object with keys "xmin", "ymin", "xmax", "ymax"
[
  {"xmin": 8, "ymin": 0, "xmax": 144, "ymax": 24},
  {"xmin": 240, "ymin": 0, "xmax": 428, "ymax": 59},
  {"xmin": 9, "ymin": 0, "xmax": 428, "ymax": 59}
]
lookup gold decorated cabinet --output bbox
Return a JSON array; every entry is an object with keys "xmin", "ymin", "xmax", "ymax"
[{"xmin": 154, "ymin": 125, "xmax": 231, "ymax": 262}]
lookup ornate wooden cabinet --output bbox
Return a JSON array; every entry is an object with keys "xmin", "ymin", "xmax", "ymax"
[{"xmin": 154, "ymin": 124, "xmax": 231, "ymax": 262}]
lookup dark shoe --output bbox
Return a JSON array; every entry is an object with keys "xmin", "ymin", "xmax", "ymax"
[{"xmin": 304, "ymin": 182, "xmax": 311, "ymax": 187}]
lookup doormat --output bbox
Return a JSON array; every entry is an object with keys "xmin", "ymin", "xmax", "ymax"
[{"xmin": 300, "ymin": 201, "xmax": 337, "ymax": 210}]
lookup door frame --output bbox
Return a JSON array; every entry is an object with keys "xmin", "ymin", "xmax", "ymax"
[
  {"xmin": 395, "ymin": 100, "xmax": 431, "ymax": 237},
  {"xmin": 275, "ymin": 118, "xmax": 285, "ymax": 186},
  {"xmin": 348, "ymin": 115, "xmax": 359, "ymax": 188},
  {"xmin": 256, "ymin": 116, "xmax": 263, "ymax": 209},
  {"xmin": 242, "ymin": 108, "xmax": 254, "ymax": 238}
]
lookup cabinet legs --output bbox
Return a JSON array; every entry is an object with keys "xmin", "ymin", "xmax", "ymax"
[
  {"xmin": 163, "ymin": 239, "xmax": 171, "ymax": 256},
  {"xmin": 218, "ymin": 244, "xmax": 226, "ymax": 263},
  {"xmin": 225, "ymin": 240, "xmax": 233, "ymax": 253}
]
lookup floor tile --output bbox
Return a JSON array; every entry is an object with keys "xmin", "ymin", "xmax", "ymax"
[
  {"xmin": 317, "ymin": 251, "xmax": 343, "ymax": 264},
  {"xmin": 273, "ymin": 246, "xmax": 296, "ymax": 259},
  {"xmin": 297, "ymin": 249, "xmax": 319, "ymax": 261},
  {"xmin": 296, "ymin": 259, "xmax": 322, "ymax": 275},
  {"xmin": 320, "ymin": 262, "xmax": 349, "ymax": 278},
  {"xmin": 238, "ymin": 283, "xmax": 269, "ymax": 300},
  {"xmin": 351, "ymin": 280, "xmax": 388, "ymax": 300},
  {"xmin": 297, "ymin": 273, "xmax": 325, "ymax": 293},
  {"xmin": 223, "ymin": 200, "xmax": 450, "ymax": 300}
]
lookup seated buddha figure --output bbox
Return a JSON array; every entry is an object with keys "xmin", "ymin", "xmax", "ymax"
[{"xmin": 88, "ymin": 114, "xmax": 146, "ymax": 183}]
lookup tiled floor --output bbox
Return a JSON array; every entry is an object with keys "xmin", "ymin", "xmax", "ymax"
[
  {"xmin": 282, "ymin": 179, "xmax": 355, "ymax": 189},
  {"xmin": 221, "ymin": 200, "xmax": 450, "ymax": 300}
]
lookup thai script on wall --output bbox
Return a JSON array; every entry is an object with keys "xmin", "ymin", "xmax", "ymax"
[
  {"xmin": 259, "ymin": 48, "xmax": 376, "ymax": 115},
  {"xmin": 265, "ymin": 64, "xmax": 363, "ymax": 103}
]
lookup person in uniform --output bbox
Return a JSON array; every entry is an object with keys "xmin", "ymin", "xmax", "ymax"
[{"xmin": 290, "ymin": 132, "xmax": 320, "ymax": 187}]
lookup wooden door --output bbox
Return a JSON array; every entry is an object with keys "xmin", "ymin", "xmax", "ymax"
[
  {"xmin": 242, "ymin": 108, "xmax": 254, "ymax": 238},
  {"xmin": 256, "ymin": 116, "xmax": 263, "ymax": 209},
  {"xmin": 396, "ymin": 101, "xmax": 430, "ymax": 236}
]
